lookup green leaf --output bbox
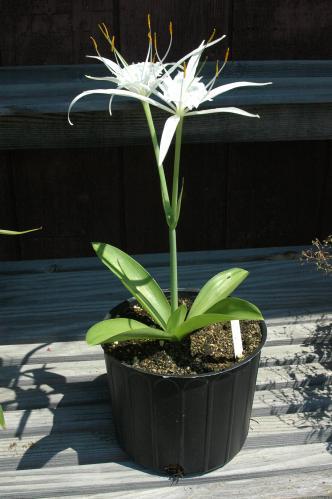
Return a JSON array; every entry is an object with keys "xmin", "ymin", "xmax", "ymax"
[
  {"xmin": 206, "ymin": 297, "xmax": 263, "ymax": 319},
  {"xmin": 0, "ymin": 405, "xmax": 5, "ymax": 429},
  {"xmin": 86, "ymin": 318, "xmax": 174, "ymax": 345},
  {"xmin": 92, "ymin": 242, "xmax": 171, "ymax": 329},
  {"xmin": 0, "ymin": 227, "xmax": 42, "ymax": 236},
  {"xmin": 188, "ymin": 268, "xmax": 249, "ymax": 319},
  {"xmin": 166, "ymin": 304, "xmax": 187, "ymax": 336},
  {"xmin": 175, "ymin": 299, "xmax": 263, "ymax": 341}
]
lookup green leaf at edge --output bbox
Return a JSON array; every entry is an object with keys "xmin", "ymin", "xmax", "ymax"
[
  {"xmin": 86, "ymin": 318, "xmax": 174, "ymax": 345},
  {"xmin": 0, "ymin": 405, "xmax": 5, "ymax": 429},
  {"xmin": 0, "ymin": 227, "xmax": 42, "ymax": 236},
  {"xmin": 188, "ymin": 268, "xmax": 249, "ymax": 319},
  {"xmin": 92, "ymin": 242, "xmax": 171, "ymax": 330}
]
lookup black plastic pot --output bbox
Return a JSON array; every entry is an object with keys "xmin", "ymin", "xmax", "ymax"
[{"xmin": 103, "ymin": 291, "xmax": 267, "ymax": 475}]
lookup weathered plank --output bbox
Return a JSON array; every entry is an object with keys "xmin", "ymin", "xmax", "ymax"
[
  {"xmin": 1, "ymin": 338, "xmax": 331, "ymax": 368},
  {"xmin": 0, "ymin": 410, "xmax": 331, "ymax": 470},
  {"xmin": 2, "ymin": 62, "xmax": 332, "ymax": 150},
  {"xmin": 0, "ymin": 248, "xmax": 331, "ymax": 497},
  {"xmin": 1, "ymin": 360, "xmax": 331, "ymax": 396},
  {"xmin": 0, "ymin": 447, "xmax": 331, "ymax": 498},
  {"xmin": 0, "ymin": 244, "xmax": 310, "ymax": 273},
  {"xmin": 2, "ymin": 382, "xmax": 331, "ymax": 417}
]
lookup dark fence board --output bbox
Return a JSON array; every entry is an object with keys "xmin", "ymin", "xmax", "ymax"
[
  {"xmin": 226, "ymin": 141, "xmax": 330, "ymax": 248},
  {"xmin": 0, "ymin": 0, "xmax": 115, "ymax": 66},
  {"xmin": 118, "ymin": 0, "xmax": 230, "ymax": 61},
  {"xmin": 9, "ymin": 148, "xmax": 124, "ymax": 259},
  {"xmin": 176, "ymin": 143, "xmax": 229, "ymax": 251},
  {"xmin": 122, "ymin": 143, "xmax": 229, "ymax": 254},
  {"xmin": 1, "ymin": 140, "xmax": 328, "ymax": 260},
  {"xmin": 0, "ymin": 152, "xmax": 20, "ymax": 260},
  {"xmin": 122, "ymin": 145, "xmax": 168, "ymax": 254},
  {"xmin": 2, "ymin": 1, "xmax": 332, "ymax": 66},
  {"xmin": 232, "ymin": 0, "xmax": 332, "ymax": 60}
]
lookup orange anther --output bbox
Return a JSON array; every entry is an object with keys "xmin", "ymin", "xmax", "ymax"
[{"xmin": 208, "ymin": 28, "xmax": 216, "ymax": 43}]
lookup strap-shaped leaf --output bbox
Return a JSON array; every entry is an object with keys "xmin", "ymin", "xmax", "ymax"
[
  {"xmin": 0, "ymin": 405, "xmax": 5, "ymax": 429},
  {"xmin": 176, "ymin": 300, "xmax": 263, "ymax": 341},
  {"xmin": 188, "ymin": 268, "xmax": 249, "ymax": 319},
  {"xmin": 206, "ymin": 297, "xmax": 263, "ymax": 318},
  {"xmin": 86, "ymin": 318, "xmax": 174, "ymax": 345},
  {"xmin": 166, "ymin": 304, "xmax": 187, "ymax": 336},
  {"xmin": 0, "ymin": 227, "xmax": 42, "ymax": 235},
  {"xmin": 92, "ymin": 242, "xmax": 171, "ymax": 329}
]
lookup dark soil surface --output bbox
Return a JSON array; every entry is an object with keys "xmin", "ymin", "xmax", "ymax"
[{"xmin": 103, "ymin": 298, "xmax": 262, "ymax": 376}]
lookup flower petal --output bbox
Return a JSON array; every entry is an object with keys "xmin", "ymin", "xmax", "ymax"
[
  {"xmin": 85, "ymin": 75, "xmax": 119, "ymax": 83},
  {"xmin": 68, "ymin": 89, "xmax": 173, "ymax": 125},
  {"xmin": 185, "ymin": 41, "xmax": 205, "ymax": 80},
  {"xmin": 159, "ymin": 115, "xmax": 180, "ymax": 166},
  {"xmin": 86, "ymin": 55, "xmax": 122, "ymax": 75},
  {"xmin": 186, "ymin": 106, "xmax": 260, "ymax": 118},
  {"xmin": 167, "ymin": 35, "xmax": 226, "ymax": 77},
  {"xmin": 206, "ymin": 81, "xmax": 272, "ymax": 101}
]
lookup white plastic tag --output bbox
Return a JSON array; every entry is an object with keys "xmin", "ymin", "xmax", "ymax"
[{"xmin": 231, "ymin": 320, "xmax": 243, "ymax": 359}]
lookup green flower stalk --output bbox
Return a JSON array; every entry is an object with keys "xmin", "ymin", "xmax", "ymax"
[{"xmin": 68, "ymin": 17, "xmax": 271, "ymax": 347}]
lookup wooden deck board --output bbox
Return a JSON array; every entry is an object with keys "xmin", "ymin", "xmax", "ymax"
[
  {"xmin": 0, "ymin": 445, "xmax": 331, "ymax": 498},
  {"xmin": 0, "ymin": 246, "xmax": 331, "ymax": 496},
  {"xmin": 2, "ymin": 61, "xmax": 332, "ymax": 149}
]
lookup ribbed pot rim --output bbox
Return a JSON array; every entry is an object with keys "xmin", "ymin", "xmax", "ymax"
[{"xmin": 104, "ymin": 288, "xmax": 267, "ymax": 380}]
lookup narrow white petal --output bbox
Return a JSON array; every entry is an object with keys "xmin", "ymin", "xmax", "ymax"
[
  {"xmin": 159, "ymin": 115, "xmax": 180, "ymax": 166},
  {"xmin": 206, "ymin": 81, "xmax": 272, "ymax": 101},
  {"xmin": 231, "ymin": 320, "xmax": 243, "ymax": 358},
  {"xmin": 85, "ymin": 75, "xmax": 119, "ymax": 83},
  {"xmin": 186, "ymin": 106, "xmax": 260, "ymax": 118},
  {"xmin": 185, "ymin": 41, "xmax": 205, "ymax": 80},
  {"xmin": 68, "ymin": 89, "xmax": 173, "ymax": 125},
  {"xmin": 167, "ymin": 36, "xmax": 226, "ymax": 77},
  {"xmin": 86, "ymin": 55, "xmax": 122, "ymax": 75}
]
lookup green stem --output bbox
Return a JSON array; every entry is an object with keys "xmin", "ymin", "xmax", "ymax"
[
  {"xmin": 171, "ymin": 117, "xmax": 184, "ymax": 209},
  {"xmin": 169, "ymin": 227, "xmax": 178, "ymax": 312},
  {"xmin": 142, "ymin": 102, "xmax": 170, "ymax": 211},
  {"xmin": 169, "ymin": 116, "xmax": 184, "ymax": 312}
]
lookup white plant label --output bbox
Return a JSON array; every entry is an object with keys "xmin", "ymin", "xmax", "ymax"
[{"xmin": 231, "ymin": 320, "xmax": 243, "ymax": 359}]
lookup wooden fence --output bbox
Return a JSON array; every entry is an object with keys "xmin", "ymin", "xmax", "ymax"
[{"xmin": 0, "ymin": 1, "xmax": 331, "ymax": 260}]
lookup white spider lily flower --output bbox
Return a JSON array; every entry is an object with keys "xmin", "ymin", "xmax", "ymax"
[
  {"xmin": 68, "ymin": 28, "xmax": 226, "ymax": 125},
  {"xmin": 86, "ymin": 58, "xmax": 164, "ymax": 96},
  {"xmin": 69, "ymin": 19, "xmax": 170, "ymax": 122},
  {"xmin": 157, "ymin": 47, "xmax": 272, "ymax": 165}
]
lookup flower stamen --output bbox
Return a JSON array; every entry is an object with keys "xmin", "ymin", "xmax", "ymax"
[
  {"xmin": 207, "ymin": 28, "xmax": 216, "ymax": 43},
  {"xmin": 90, "ymin": 36, "xmax": 101, "ymax": 57}
]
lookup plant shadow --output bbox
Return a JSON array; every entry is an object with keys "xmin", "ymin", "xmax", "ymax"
[
  {"xmin": 260, "ymin": 321, "xmax": 332, "ymax": 454},
  {"xmin": 1, "ymin": 344, "xmax": 132, "ymax": 470}
]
